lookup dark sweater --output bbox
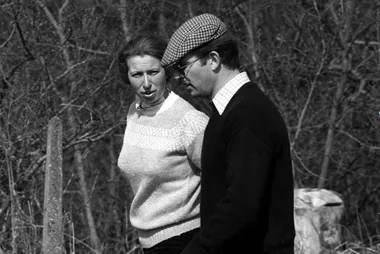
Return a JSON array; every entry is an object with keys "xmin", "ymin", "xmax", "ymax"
[{"xmin": 182, "ymin": 82, "xmax": 295, "ymax": 254}]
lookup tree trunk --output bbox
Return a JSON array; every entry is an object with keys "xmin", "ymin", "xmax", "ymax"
[
  {"xmin": 318, "ymin": 0, "xmax": 354, "ymax": 188},
  {"xmin": 317, "ymin": 77, "xmax": 345, "ymax": 188},
  {"xmin": 37, "ymin": 1, "xmax": 102, "ymax": 253},
  {"xmin": 108, "ymin": 137, "xmax": 124, "ymax": 250},
  {"xmin": 158, "ymin": 0, "xmax": 168, "ymax": 39},
  {"xmin": 119, "ymin": 0, "xmax": 132, "ymax": 42},
  {"xmin": 234, "ymin": 1, "xmax": 264, "ymax": 92},
  {"xmin": 8, "ymin": 159, "xmax": 17, "ymax": 254},
  {"xmin": 73, "ymin": 144, "xmax": 101, "ymax": 253}
]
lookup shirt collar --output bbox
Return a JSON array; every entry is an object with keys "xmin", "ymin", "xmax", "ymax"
[{"xmin": 212, "ymin": 72, "xmax": 250, "ymax": 115}]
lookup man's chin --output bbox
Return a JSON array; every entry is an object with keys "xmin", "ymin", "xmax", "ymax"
[
  {"xmin": 188, "ymin": 89, "xmax": 199, "ymax": 97},
  {"xmin": 185, "ymin": 86, "xmax": 195, "ymax": 94}
]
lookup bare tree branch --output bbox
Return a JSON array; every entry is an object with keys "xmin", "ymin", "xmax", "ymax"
[
  {"xmin": 291, "ymin": 0, "xmax": 327, "ymax": 150},
  {"xmin": 36, "ymin": 42, "xmax": 111, "ymax": 56},
  {"xmin": 0, "ymin": 27, "xmax": 15, "ymax": 48},
  {"xmin": 234, "ymin": 3, "xmax": 264, "ymax": 91},
  {"xmin": 58, "ymin": 0, "xmax": 70, "ymax": 25},
  {"xmin": 338, "ymin": 130, "xmax": 380, "ymax": 151},
  {"xmin": 14, "ymin": 22, "xmax": 33, "ymax": 60},
  {"xmin": 63, "ymin": 125, "xmax": 121, "ymax": 150},
  {"xmin": 293, "ymin": 149, "xmax": 320, "ymax": 178}
]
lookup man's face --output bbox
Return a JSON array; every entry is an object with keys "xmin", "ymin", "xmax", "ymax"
[{"xmin": 176, "ymin": 53, "xmax": 215, "ymax": 99}]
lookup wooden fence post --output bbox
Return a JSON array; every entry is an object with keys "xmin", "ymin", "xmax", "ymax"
[{"xmin": 43, "ymin": 117, "xmax": 63, "ymax": 254}]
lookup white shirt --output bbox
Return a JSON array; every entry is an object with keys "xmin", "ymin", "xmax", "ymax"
[{"xmin": 212, "ymin": 72, "xmax": 251, "ymax": 115}]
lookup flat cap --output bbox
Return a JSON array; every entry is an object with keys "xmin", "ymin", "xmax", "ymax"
[{"xmin": 161, "ymin": 13, "xmax": 227, "ymax": 67}]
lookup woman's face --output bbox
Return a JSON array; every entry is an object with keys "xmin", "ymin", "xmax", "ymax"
[{"xmin": 127, "ymin": 55, "xmax": 167, "ymax": 105}]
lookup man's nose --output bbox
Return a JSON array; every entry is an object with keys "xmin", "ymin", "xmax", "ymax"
[{"xmin": 180, "ymin": 77, "xmax": 190, "ymax": 86}]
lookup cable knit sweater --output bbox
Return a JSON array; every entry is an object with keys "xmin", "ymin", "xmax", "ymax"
[{"xmin": 117, "ymin": 92, "xmax": 209, "ymax": 248}]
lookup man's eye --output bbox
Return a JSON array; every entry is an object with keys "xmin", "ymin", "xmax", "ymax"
[
  {"xmin": 131, "ymin": 73, "xmax": 142, "ymax": 78},
  {"xmin": 149, "ymin": 70, "xmax": 159, "ymax": 75}
]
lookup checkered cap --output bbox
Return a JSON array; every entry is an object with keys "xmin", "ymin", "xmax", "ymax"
[{"xmin": 161, "ymin": 13, "xmax": 227, "ymax": 67}]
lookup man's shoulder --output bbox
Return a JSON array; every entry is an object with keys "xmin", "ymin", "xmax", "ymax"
[
  {"xmin": 234, "ymin": 81, "xmax": 264, "ymax": 100},
  {"xmin": 222, "ymin": 83, "xmax": 288, "ymax": 141}
]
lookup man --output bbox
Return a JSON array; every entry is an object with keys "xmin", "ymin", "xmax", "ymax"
[{"xmin": 161, "ymin": 13, "xmax": 295, "ymax": 254}]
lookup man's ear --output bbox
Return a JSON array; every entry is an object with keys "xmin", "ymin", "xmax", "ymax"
[{"xmin": 208, "ymin": 51, "xmax": 221, "ymax": 71}]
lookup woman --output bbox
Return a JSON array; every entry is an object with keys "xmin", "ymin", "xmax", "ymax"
[{"xmin": 117, "ymin": 34, "xmax": 209, "ymax": 253}]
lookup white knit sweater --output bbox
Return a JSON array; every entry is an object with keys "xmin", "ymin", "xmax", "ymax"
[{"xmin": 117, "ymin": 92, "xmax": 209, "ymax": 248}]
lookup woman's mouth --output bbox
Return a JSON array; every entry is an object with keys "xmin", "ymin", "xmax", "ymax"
[{"xmin": 141, "ymin": 90, "xmax": 156, "ymax": 97}]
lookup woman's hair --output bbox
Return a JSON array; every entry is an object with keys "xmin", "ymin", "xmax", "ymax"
[
  {"xmin": 118, "ymin": 34, "xmax": 168, "ymax": 84},
  {"xmin": 190, "ymin": 33, "xmax": 240, "ymax": 70}
]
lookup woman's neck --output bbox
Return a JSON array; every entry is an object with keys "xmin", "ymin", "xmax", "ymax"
[{"xmin": 138, "ymin": 90, "xmax": 170, "ymax": 110}]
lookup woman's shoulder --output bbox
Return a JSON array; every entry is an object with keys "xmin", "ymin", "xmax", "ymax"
[{"xmin": 171, "ymin": 93, "xmax": 208, "ymax": 118}]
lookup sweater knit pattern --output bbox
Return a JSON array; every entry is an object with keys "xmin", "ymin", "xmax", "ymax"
[
  {"xmin": 126, "ymin": 110, "xmax": 206, "ymax": 151},
  {"xmin": 117, "ymin": 92, "xmax": 209, "ymax": 248}
]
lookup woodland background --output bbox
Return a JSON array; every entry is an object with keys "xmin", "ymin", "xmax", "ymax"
[{"xmin": 0, "ymin": 0, "xmax": 379, "ymax": 253}]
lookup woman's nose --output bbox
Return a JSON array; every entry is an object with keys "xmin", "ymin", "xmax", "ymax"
[{"xmin": 143, "ymin": 73, "xmax": 151, "ymax": 88}]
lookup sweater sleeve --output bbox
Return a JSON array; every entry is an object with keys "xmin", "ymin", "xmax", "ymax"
[
  {"xmin": 181, "ymin": 127, "xmax": 273, "ymax": 254},
  {"xmin": 181, "ymin": 110, "xmax": 209, "ymax": 170}
]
